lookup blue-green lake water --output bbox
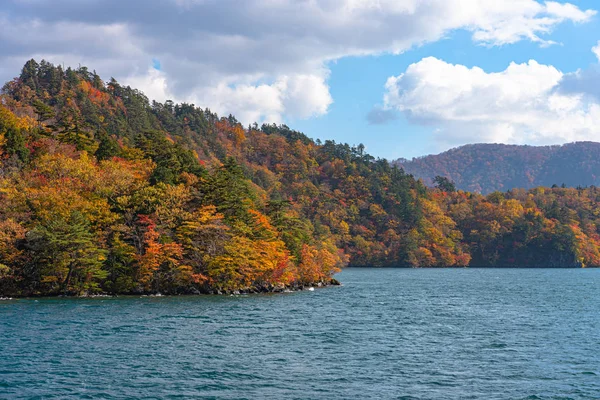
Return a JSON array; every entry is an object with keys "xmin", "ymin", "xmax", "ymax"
[{"xmin": 1, "ymin": 268, "xmax": 600, "ymax": 399}]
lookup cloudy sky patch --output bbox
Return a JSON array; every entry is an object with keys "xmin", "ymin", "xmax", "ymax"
[{"xmin": 1, "ymin": 0, "xmax": 599, "ymax": 157}]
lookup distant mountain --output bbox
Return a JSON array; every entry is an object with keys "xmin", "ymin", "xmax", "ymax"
[{"xmin": 395, "ymin": 142, "xmax": 600, "ymax": 194}]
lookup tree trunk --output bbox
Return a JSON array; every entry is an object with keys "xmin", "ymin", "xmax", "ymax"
[{"xmin": 62, "ymin": 263, "xmax": 74, "ymax": 294}]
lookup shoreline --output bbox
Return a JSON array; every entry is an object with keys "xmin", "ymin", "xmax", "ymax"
[{"xmin": 0, "ymin": 278, "xmax": 342, "ymax": 299}]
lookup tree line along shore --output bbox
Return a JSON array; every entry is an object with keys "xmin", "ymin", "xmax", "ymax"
[{"xmin": 1, "ymin": 60, "xmax": 599, "ymax": 297}]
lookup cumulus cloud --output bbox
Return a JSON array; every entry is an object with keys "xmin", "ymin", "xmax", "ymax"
[
  {"xmin": 367, "ymin": 106, "xmax": 399, "ymax": 125},
  {"xmin": 558, "ymin": 68, "xmax": 600, "ymax": 102},
  {"xmin": 557, "ymin": 40, "xmax": 600, "ymax": 102},
  {"xmin": 0, "ymin": 0, "xmax": 595, "ymax": 123},
  {"xmin": 382, "ymin": 56, "xmax": 600, "ymax": 147}
]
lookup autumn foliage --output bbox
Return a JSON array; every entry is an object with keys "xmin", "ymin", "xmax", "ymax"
[{"xmin": 1, "ymin": 60, "xmax": 599, "ymax": 296}]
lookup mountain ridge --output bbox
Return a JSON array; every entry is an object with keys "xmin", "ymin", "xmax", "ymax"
[{"xmin": 395, "ymin": 142, "xmax": 600, "ymax": 194}]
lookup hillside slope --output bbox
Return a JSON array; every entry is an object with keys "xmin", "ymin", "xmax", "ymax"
[
  {"xmin": 396, "ymin": 143, "xmax": 600, "ymax": 194},
  {"xmin": 2, "ymin": 60, "xmax": 600, "ymax": 296}
]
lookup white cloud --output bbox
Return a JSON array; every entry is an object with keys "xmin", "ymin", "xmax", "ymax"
[
  {"xmin": 0, "ymin": 0, "xmax": 595, "ymax": 124},
  {"xmin": 383, "ymin": 56, "xmax": 600, "ymax": 147},
  {"xmin": 545, "ymin": 1, "xmax": 595, "ymax": 22},
  {"xmin": 278, "ymin": 74, "xmax": 333, "ymax": 120},
  {"xmin": 122, "ymin": 71, "xmax": 332, "ymax": 124},
  {"xmin": 124, "ymin": 68, "xmax": 172, "ymax": 104},
  {"xmin": 593, "ymin": 40, "xmax": 600, "ymax": 62},
  {"xmin": 467, "ymin": 1, "xmax": 595, "ymax": 46}
]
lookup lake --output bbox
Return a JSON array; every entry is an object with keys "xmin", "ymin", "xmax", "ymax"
[{"xmin": 1, "ymin": 268, "xmax": 599, "ymax": 399}]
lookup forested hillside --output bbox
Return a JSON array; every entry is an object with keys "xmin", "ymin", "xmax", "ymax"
[
  {"xmin": 396, "ymin": 143, "xmax": 600, "ymax": 194},
  {"xmin": 2, "ymin": 60, "xmax": 600, "ymax": 296}
]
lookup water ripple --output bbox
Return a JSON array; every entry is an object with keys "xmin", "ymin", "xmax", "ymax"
[{"xmin": 1, "ymin": 268, "xmax": 600, "ymax": 399}]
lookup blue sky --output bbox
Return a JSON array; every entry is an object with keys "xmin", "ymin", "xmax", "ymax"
[
  {"xmin": 292, "ymin": 0, "xmax": 600, "ymax": 159},
  {"xmin": 2, "ymin": 0, "xmax": 600, "ymax": 160}
]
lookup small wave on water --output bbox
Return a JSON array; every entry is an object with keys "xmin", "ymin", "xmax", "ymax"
[{"xmin": 1, "ymin": 268, "xmax": 600, "ymax": 399}]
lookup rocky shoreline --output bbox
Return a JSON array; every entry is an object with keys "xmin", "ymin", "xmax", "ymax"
[
  {"xmin": 205, "ymin": 278, "xmax": 342, "ymax": 296},
  {"xmin": 1, "ymin": 278, "xmax": 342, "ymax": 299}
]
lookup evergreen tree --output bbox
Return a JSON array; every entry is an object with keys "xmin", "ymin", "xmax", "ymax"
[
  {"xmin": 434, "ymin": 175, "xmax": 457, "ymax": 192},
  {"xmin": 26, "ymin": 212, "xmax": 106, "ymax": 295},
  {"xmin": 95, "ymin": 132, "xmax": 120, "ymax": 161}
]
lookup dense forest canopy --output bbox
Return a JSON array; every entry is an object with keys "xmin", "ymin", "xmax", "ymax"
[
  {"xmin": 396, "ymin": 142, "xmax": 600, "ymax": 194},
  {"xmin": 1, "ymin": 60, "xmax": 600, "ymax": 296}
]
